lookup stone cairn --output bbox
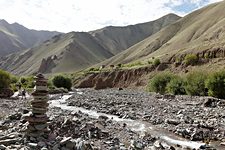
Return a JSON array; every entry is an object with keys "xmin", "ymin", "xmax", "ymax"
[{"xmin": 24, "ymin": 73, "xmax": 49, "ymax": 138}]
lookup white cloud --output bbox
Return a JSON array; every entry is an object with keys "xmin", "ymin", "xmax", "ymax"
[{"xmin": 0, "ymin": 0, "xmax": 222, "ymax": 32}]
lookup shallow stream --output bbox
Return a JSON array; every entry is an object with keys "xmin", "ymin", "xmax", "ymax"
[{"xmin": 49, "ymin": 90, "xmax": 222, "ymax": 149}]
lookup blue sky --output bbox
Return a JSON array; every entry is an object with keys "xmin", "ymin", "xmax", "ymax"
[{"xmin": 0, "ymin": 0, "xmax": 222, "ymax": 32}]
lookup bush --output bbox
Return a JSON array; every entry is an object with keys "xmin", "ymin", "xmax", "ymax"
[
  {"xmin": 153, "ymin": 58, "xmax": 161, "ymax": 66},
  {"xmin": 167, "ymin": 76, "xmax": 186, "ymax": 95},
  {"xmin": 0, "ymin": 69, "xmax": 11, "ymax": 89},
  {"xmin": 11, "ymin": 75, "xmax": 19, "ymax": 84},
  {"xmin": 19, "ymin": 76, "xmax": 35, "ymax": 88},
  {"xmin": 147, "ymin": 60, "xmax": 152, "ymax": 64},
  {"xmin": 206, "ymin": 71, "xmax": 225, "ymax": 98},
  {"xmin": 52, "ymin": 75, "xmax": 72, "ymax": 90},
  {"xmin": 184, "ymin": 54, "xmax": 198, "ymax": 66},
  {"xmin": 125, "ymin": 61, "xmax": 143, "ymax": 68},
  {"xmin": 148, "ymin": 72, "xmax": 175, "ymax": 94},
  {"xmin": 185, "ymin": 71, "xmax": 207, "ymax": 96},
  {"xmin": 117, "ymin": 64, "xmax": 122, "ymax": 68},
  {"xmin": 49, "ymin": 87, "xmax": 68, "ymax": 94},
  {"xmin": 88, "ymin": 67, "xmax": 100, "ymax": 72}
]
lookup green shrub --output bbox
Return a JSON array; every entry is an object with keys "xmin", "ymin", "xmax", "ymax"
[
  {"xmin": 52, "ymin": 75, "xmax": 72, "ymax": 90},
  {"xmin": 147, "ymin": 60, "xmax": 152, "ymax": 64},
  {"xmin": 206, "ymin": 71, "xmax": 225, "ymax": 98},
  {"xmin": 117, "ymin": 64, "xmax": 122, "ymax": 68},
  {"xmin": 88, "ymin": 67, "xmax": 100, "ymax": 72},
  {"xmin": 47, "ymin": 79, "xmax": 55, "ymax": 89},
  {"xmin": 11, "ymin": 75, "xmax": 19, "ymax": 84},
  {"xmin": 185, "ymin": 71, "xmax": 207, "ymax": 96},
  {"xmin": 125, "ymin": 61, "xmax": 143, "ymax": 68},
  {"xmin": 184, "ymin": 54, "xmax": 198, "ymax": 66},
  {"xmin": 167, "ymin": 76, "xmax": 186, "ymax": 95},
  {"xmin": 148, "ymin": 72, "xmax": 175, "ymax": 94},
  {"xmin": 153, "ymin": 58, "xmax": 161, "ymax": 66},
  {"xmin": 0, "ymin": 69, "xmax": 11, "ymax": 89},
  {"xmin": 20, "ymin": 77, "xmax": 26, "ymax": 84},
  {"xmin": 49, "ymin": 87, "xmax": 68, "ymax": 94},
  {"xmin": 19, "ymin": 76, "xmax": 35, "ymax": 88}
]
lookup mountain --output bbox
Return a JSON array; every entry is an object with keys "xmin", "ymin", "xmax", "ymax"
[
  {"xmin": 0, "ymin": 14, "xmax": 180, "ymax": 75},
  {"xmin": 90, "ymin": 13, "xmax": 181, "ymax": 55},
  {"xmin": 0, "ymin": 19, "xmax": 60, "ymax": 56},
  {"xmin": 101, "ymin": 1, "xmax": 225, "ymax": 65},
  {"xmin": 0, "ymin": 32, "xmax": 113, "ymax": 75}
]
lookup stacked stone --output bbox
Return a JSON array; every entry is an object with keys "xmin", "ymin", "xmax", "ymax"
[{"xmin": 24, "ymin": 73, "xmax": 49, "ymax": 138}]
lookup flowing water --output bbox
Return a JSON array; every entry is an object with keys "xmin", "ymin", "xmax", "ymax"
[{"xmin": 49, "ymin": 90, "xmax": 222, "ymax": 149}]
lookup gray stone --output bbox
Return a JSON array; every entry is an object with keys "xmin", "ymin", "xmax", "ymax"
[
  {"xmin": 165, "ymin": 119, "xmax": 181, "ymax": 125},
  {"xmin": 60, "ymin": 137, "xmax": 72, "ymax": 145},
  {"xmin": 0, "ymin": 138, "xmax": 20, "ymax": 146},
  {"xmin": 61, "ymin": 147, "xmax": 70, "ymax": 150},
  {"xmin": 0, "ymin": 144, "xmax": 6, "ymax": 150},
  {"xmin": 191, "ymin": 130, "xmax": 204, "ymax": 141},
  {"xmin": 28, "ymin": 142, "xmax": 38, "ymax": 148},
  {"xmin": 52, "ymin": 144, "xmax": 60, "ymax": 150},
  {"xmin": 34, "ymin": 124, "xmax": 48, "ymax": 130},
  {"xmin": 38, "ymin": 141, "xmax": 46, "ymax": 148}
]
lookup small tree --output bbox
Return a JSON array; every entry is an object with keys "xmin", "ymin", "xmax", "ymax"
[
  {"xmin": 52, "ymin": 75, "xmax": 72, "ymax": 90},
  {"xmin": 206, "ymin": 71, "xmax": 225, "ymax": 99},
  {"xmin": 167, "ymin": 76, "xmax": 186, "ymax": 95},
  {"xmin": 0, "ymin": 69, "xmax": 11, "ymax": 89},
  {"xmin": 148, "ymin": 72, "xmax": 175, "ymax": 94},
  {"xmin": 185, "ymin": 71, "xmax": 207, "ymax": 96}
]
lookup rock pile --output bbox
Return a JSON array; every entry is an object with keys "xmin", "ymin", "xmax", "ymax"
[{"xmin": 24, "ymin": 73, "xmax": 49, "ymax": 138}]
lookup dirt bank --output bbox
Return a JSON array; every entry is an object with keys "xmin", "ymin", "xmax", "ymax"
[{"xmin": 74, "ymin": 65, "xmax": 160, "ymax": 89}]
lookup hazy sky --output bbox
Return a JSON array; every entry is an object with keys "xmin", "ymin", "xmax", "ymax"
[{"xmin": 0, "ymin": 0, "xmax": 222, "ymax": 32}]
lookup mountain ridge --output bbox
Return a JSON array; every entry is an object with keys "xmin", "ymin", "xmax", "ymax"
[
  {"xmin": 0, "ymin": 13, "xmax": 180, "ymax": 75},
  {"xmin": 100, "ymin": 1, "xmax": 225, "ymax": 66},
  {"xmin": 0, "ymin": 19, "xmax": 61, "ymax": 56}
]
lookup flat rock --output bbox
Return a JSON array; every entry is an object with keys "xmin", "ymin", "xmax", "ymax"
[
  {"xmin": 28, "ymin": 142, "xmax": 38, "ymax": 148},
  {"xmin": 60, "ymin": 137, "xmax": 72, "ymax": 145},
  {"xmin": 0, "ymin": 138, "xmax": 20, "ymax": 146},
  {"xmin": 0, "ymin": 144, "xmax": 7, "ymax": 150}
]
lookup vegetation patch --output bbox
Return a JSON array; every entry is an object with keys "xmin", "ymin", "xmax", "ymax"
[
  {"xmin": 0, "ymin": 69, "xmax": 11, "ymax": 89},
  {"xmin": 147, "ymin": 70, "xmax": 225, "ymax": 98},
  {"xmin": 184, "ymin": 54, "xmax": 198, "ymax": 66},
  {"xmin": 184, "ymin": 71, "xmax": 207, "ymax": 96},
  {"xmin": 206, "ymin": 70, "xmax": 225, "ymax": 99},
  {"xmin": 167, "ymin": 76, "xmax": 186, "ymax": 95},
  {"xmin": 153, "ymin": 58, "xmax": 161, "ymax": 66},
  {"xmin": 148, "ymin": 72, "xmax": 175, "ymax": 94},
  {"xmin": 123, "ymin": 61, "xmax": 144, "ymax": 68},
  {"xmin": 52, "ymin": 75, "xmax": 72, "ymax": 90}
]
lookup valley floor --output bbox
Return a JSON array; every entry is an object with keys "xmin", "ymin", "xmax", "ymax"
[{"xmin": 0, "ymin": 88, "xmax": 225, "ymax": 149}]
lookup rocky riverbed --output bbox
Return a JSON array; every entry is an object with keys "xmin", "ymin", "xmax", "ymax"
[{"xmin": 0, "ymin": 88, "xmax": 225, "ymax": 149}]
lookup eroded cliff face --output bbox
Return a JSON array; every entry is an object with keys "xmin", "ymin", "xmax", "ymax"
[
  {"xmin": 74, "ymin": 47, "xmax": 225, "ymax": 90},
  {"xmin": 74, "ymin": 66, "xmax": 156, "ymax": 89},
  {"xmin": 38, "ymin": 55, "xmax": 57, "ymax": 73},
  {"xmin": 169, "ymin": 47, "xmax": 225, "ymax": 63}
]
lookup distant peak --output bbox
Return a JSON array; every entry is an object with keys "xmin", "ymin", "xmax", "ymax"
[
  {"xmin": 164, "ymin": 13, "xmax": 181, "ymax": 18},
  {"xmin": 0, "ymin": 19, "xmax": 9, "ymax": 25}
]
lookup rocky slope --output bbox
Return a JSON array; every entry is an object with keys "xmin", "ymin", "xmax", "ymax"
[
  {"xmin": 0, "ymin": 14, "xmax": 180, "ymax": 75},
  {"xmin": 0, "ymin": 19, "xmax": 60, "ymax": 56},
  {"xmin": 101, "ymin": 1, "xmax": 225, "ymax": 65}
]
